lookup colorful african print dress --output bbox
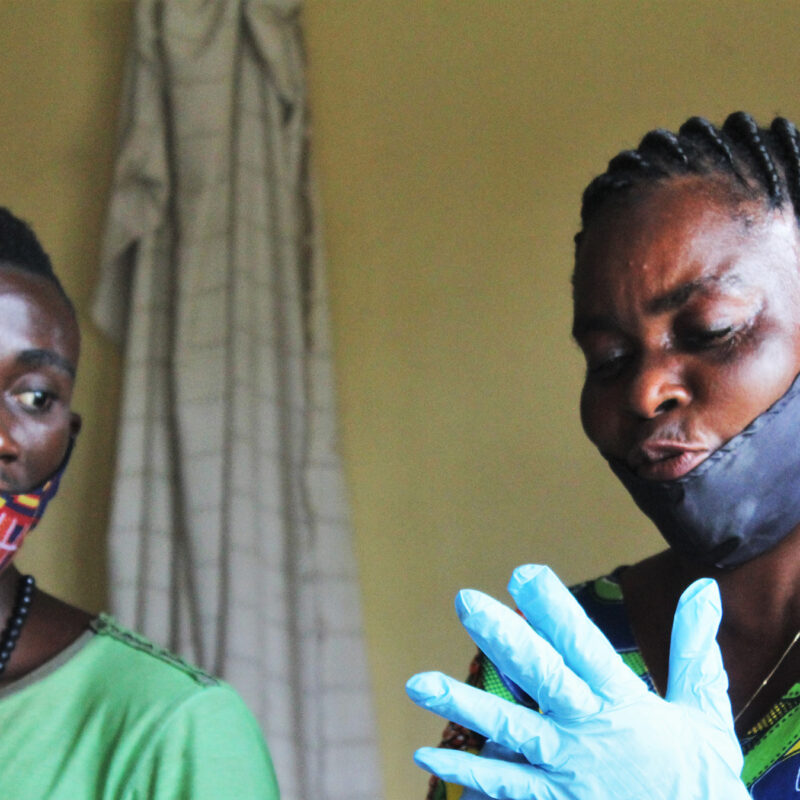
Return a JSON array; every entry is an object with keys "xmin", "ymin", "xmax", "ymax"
[{"xmin": 426, "ymin": 570, "xmax": 800, "ymax": 800}]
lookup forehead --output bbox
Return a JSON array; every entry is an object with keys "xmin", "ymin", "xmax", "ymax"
[
  {"xmin": 572, "ymin": 177, "xmax": 800, "ymax": 324},
  {"xmin": 0, "ymin": 267, "xmax": 79, "ymax": 370}
]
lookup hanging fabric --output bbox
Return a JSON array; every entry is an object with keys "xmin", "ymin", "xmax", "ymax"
[{"xmin": 92, "ymin": 2, "xmax": 381, "ymax": 797}]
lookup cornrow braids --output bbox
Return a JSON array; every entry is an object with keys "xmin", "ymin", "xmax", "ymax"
[
  {"xmin": 771, "ymin": 117, "xmax": 800, "ymax": 213},
  {"xmin": 723, "ymin": 111, "xmax": 783, "ymax": 206},
  {"xmin": 679, "ymin": 117, "xmax": 737, "ymax": 173},
  {"xmin": 576, "ymin": 112, "xmax": 800, "ymax": 250},
  {"xmin": 638, "ymin": 129, "xmax": 690, "ymax": 168}
]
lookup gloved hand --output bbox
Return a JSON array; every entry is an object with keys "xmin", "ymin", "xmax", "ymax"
[{"xmin": 407, "ymin": 564, "xmax": 750, "ymax": 800}]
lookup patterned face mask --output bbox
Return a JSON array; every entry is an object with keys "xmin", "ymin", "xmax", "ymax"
[
  {"xmin": 607, "ymin": 371, "xmax": 800, "ymax": 569},
  {"xmin": 0, "ymin": 441, "xmax": 72, "ymax": 574}
]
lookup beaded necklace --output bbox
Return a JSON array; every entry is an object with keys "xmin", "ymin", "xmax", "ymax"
[{"xmin": 0, "ymin": 574, "xmax": 35, "ymax": 676}]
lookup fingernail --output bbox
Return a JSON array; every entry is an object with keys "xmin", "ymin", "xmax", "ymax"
[
  {"xmin": 454, "ymin": 588, "xmax": 483, "ymax": 620},
  {"xmin": 413, "ymin": 748, "xmax": 437, "ymax": 772},
  {"xmin": 406, "ymin": 671, "xmax": 446, "ymax": 703},
  {"xmin": 507, "ymin": 563, "xmax": 548, "ymax": 596},
  {"xmin": 679, "ymin": 578, "xmax": 721, "ymax": 613}
]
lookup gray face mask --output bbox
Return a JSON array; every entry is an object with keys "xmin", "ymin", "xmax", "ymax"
[{"xmin": 606, "ymin": 371, "xmax": 800, "ymax": 569}]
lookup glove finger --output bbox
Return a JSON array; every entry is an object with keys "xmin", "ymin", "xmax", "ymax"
[
  {"xmin": 665, "ymin": 578, "xmax": 733, "ymax": 729},
  {"xmin": 406, "ymin": 671, "xmax": 561, "ymax": 765},
  {"xmin": 457, "ymin": 741, "xmax": 530, "ymax": 800},
  {"xmin": 508, "ymin": 565, "xmax": 646, "ymax": 703},
  {"xmin": 413, "ymin": 747, "xmax": 557, "ymax": 800},
  {"xmin": 456, "ymin": 588, "xmax": 602, "ymax": 718}
]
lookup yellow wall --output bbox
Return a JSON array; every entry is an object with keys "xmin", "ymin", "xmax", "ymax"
[
  {"xmin": 4, "ymin": 3, "xmax": 800, "ymax": 799},
  {"xmin": 0, "ymin": 2, "xmax": 130, "ymax": 611}
]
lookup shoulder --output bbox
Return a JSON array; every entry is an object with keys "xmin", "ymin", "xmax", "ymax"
[
  {"xmin": 570, "ymin": 568, "xmax": 633, "ymax": 643},
  {"xmin": 69, "ymin": 614, "xmax": 227, "ymax": 721},
  {"xmin": 81, "ymin": 615, "xmax": 271, "ymax": 744},
  {"xmin": 85, "ymin": 616, "xmax": 279, "ymax": 798},
  {"xmin": 88, "ymin": 614, "xmax": 219, "ymax": 691},
  {"xmin": 58, "ymin": 615, "xmax": 263, "ymax": 739},
  {"xmin": 570, "ymin": 568, "xmax": 626, "ymax": 604},
  {"xmin": 0, "ymin": 616, "xmax": 279, "ymax": 800}
]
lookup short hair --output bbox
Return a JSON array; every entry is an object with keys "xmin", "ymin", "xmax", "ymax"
[
  {"xmin": 575, "ymin": 111, "xmax": 800, "ymax": 253},
  {"xmin": 0, "ymin": 207, "xmax": 73, "ymax": 311}
]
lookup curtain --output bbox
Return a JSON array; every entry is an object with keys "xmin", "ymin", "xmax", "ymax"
[{"xmin": 91, "ymin": 2, "xmax": 381, "ymax": 798}]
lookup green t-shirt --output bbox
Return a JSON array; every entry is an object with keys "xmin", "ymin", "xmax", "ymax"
[{"xmin": 0, "ymin": 615, "xmax": 280, "ymax": 799}]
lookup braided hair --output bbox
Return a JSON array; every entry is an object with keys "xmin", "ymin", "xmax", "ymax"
[
  {"xmin": 0, "ymin": 207, "xmax": 72, "ymax": 311},
  {"xmin": 576, "ymin": 112, "xmax": 800, "ymax": 251}
]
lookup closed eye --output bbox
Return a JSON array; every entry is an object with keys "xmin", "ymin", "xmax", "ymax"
[
  {"xmin": 683, "ymin": 325, "xmax": 739, "ymax": 351},
  {"xmin": 586, "ymin": 349, "xmax": 631, "ymax": 378}
]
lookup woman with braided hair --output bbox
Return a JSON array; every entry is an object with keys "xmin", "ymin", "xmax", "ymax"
[{"xmin": 407, "ymin": 112, "xmax": 800, "ymax": 799}]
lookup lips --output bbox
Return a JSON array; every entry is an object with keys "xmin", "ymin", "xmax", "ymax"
[{"xmin": 629, "ymin": 440, "xmax": 711, "ymax": 481}]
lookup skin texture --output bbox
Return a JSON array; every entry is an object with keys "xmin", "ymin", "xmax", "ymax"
[
  {"xmin": 574, "ymin": 176, "xmax": 800, "ymax": 479},
  {"xmin": 0, "ymin": 266, "xmax": 91, "ymax": 684},
  {"xmin": 573, "ymin": 176, "xmax": 800, "ymax": 733}
]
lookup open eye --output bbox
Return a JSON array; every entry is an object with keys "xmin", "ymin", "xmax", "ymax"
[{"xmin": 16, "ymin": 389, "xmax": 54, "ymax": 412}]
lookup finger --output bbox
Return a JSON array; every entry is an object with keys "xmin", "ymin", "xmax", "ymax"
[
  {"xmin": 461, "ymin": 744, "xmax": 529, "ymax": 800},
  {"xmin": 455, "ymin": 589, "xmax": 601, "ymax": 718},
  {"xmin": 507, "ymin": 564, "xmax": 646, "ymax": 703},
  {"xmin": 479, "ymin": 740, "xmax": 529, "ymax": 764},
  {"xmin": 665, "ymin": 579, "xmax": 733, "ymax": 728},
  {"xmin": 413, "ymin": 747, "xmax": 558, "ymax": 800},
  {"xmin": 406, "ymin": 671, "xmax": 560, "ymax": 764}
]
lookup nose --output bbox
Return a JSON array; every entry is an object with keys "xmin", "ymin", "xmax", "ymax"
[
  {"xmin": 0, "ymin": 409, "xmax": 20, "ymax": 461},
  {"xmin": 626, "ymin": 354, "xmax": 691, "ymax": 419}
]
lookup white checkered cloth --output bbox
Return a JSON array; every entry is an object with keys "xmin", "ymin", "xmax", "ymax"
[{"xmin": 92, "ymin": 2, "xmax": 381, "ymax": 797}]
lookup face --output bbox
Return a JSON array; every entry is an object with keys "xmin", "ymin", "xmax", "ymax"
[
  {"xmin": 0, "ymin": 267, "xmax": 80, "ymax": 493},
  {"xmin": 573, "ymin": 176, "xmax": 800, "ymax": 481}
]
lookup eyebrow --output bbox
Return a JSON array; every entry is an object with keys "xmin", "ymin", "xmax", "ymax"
[
  {"xmin": 646, "ymin": 275, "xmax": 726, "ymax": 315},
  {"xmin": 572, "ymin": 272, "xmax": 742, "ymax": 340},
  {"xmin": 17, "ymin": 348, "xmax": 76, "ymax": 379}
]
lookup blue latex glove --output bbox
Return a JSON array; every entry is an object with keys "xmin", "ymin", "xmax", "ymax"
[{"xmin": 407, "ymin": 564, "xmax": 750, "ymax": 800}]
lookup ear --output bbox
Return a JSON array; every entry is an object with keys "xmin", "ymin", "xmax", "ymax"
[{"xmin": 69, "ymin": 412, "xmax": 82, "ymax": 438}]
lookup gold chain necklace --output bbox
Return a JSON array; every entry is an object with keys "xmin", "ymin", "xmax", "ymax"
[{"xmin": 734, "ymin": 630, "xmax": 800, "ymax": 724}]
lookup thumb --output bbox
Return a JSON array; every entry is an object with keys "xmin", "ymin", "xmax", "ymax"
[{"xmin": 665, "ymin": 579, "xmax": 733, "ymax": 729}]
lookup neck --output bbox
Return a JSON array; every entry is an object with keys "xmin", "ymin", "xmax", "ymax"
[
  {"xmin": 685, "ymin": 523, "xmax": 800, "ymax": 643},
  {"xmin": 0, "ymin": 564, "xmax": 92, "ymax": 684},
  {"xmin": 620, "ymin": 525, "xmax": 800, "ymax": 720},
  {"xmin": 0, "ymin": 564, "xmax": 21, "ymax": 620}
]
